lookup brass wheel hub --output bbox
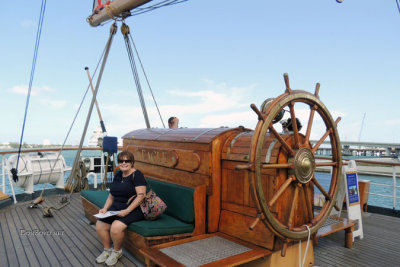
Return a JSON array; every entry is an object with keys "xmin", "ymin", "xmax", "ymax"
[{"xmin": 291, "ymin": 147, "xmax": 315, "ymax": 184}]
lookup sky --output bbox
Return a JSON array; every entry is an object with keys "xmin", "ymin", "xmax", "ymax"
[{"xmin": 0, "ymin": 0, "xmax": 400, "ymax": 146}]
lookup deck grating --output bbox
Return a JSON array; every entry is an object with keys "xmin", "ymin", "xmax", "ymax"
[
  {"xmin": 160, "ymin": 236, "xmax": 251, "ymax": 267},
  {"xmin": 0, "ymin": 193, "xmax": 399, "ymax": 266}
]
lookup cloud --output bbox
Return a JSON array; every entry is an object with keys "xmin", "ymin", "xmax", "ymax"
[
  {"xmin": 386, "ymin": 119, "xmax": 400, "ymax": 126},
  {"xmin": 8, "ymin": 85, "xmax": 55, "ymax": 96},
  {"xmin": 96, "ymin": 81, "xmax": 350, "ymax": 140},
  {"xmin": 198, "ymin": 111, "xmax": 255, "ymax": 128},
  {"xmin": 40, "ymin": 98, "xmax": 66, "ymax": 109},
  {"xmin": 164, "ymin": 82, "xmax": 256, "ymax": 116},
  {"xmin": 42, "ymin": 139, "xmax": 51, "ymax": 145},
  {"xmin": 20, "ymin": 20, "xmax": 35, "ymax": 29}
]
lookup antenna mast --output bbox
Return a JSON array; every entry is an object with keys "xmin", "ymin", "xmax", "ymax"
[{"xmin": 358, "ymin": 113, "xmax": 366, "ymax": 142}]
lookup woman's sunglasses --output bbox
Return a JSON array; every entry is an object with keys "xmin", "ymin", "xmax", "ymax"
[{"xmin": 118, "ymin": 159, "xmax": 131, "ymax": 164}]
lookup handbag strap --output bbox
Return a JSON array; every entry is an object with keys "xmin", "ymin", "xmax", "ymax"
[
  {"xmin": 126, "ymin": 172, "xmax": 136, "ymax": 205},
  {"xmin": 126, "ymin": 171, "xmax": 150, "ymax": 205}
]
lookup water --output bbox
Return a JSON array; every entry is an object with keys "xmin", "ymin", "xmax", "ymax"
[
  {"xmin": 315, "ymin": 172, "xmax": 400, "ymax": 210},
  {"xmin": 1, "ymin": 149, "xmax": 399, "ymax": 210}
]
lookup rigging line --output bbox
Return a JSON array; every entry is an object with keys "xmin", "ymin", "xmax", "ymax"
[
  {"xmin": 128, "ymin": 32, "xmax": 165, "ymax": 128},
  {"xmin": 38, "ymin": 45, "xmax": 107, "ymax": 199},
  {"xmin": 131, "ymin": 0, "xmax": 187, "ymax": 16},
  {"xmin": 13, "ymin": 0, "xmax": 47, "ymax": 181},
  {"xmin": 396, "ymin": 0, "xmax": 400, "ymax": 16},
  {"xmin": 66, "ymin": 23, "xmax": 118, "ymax": 193},
  {"xmin": 130, "ymin": 0, "xmax": 188, "ymax": 16},
  {"xmin": 123, "ymin": 32, "xmax": 151, "ymax": 128},
  {"xmin": 126, "ymin": 37, "xmax": 150, "ymax": 128}
]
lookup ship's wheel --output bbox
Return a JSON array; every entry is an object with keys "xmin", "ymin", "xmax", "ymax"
[{"xmin": 247, "ymin": 73, "xmax": 342, "ymax": 240}]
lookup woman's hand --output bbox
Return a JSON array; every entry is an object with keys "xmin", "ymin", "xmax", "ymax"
[
  {"xmin": 99, "ymin": 208, "xmax": 107, "ymax": 214},
  {"xmin": 117, "ymin": 209, "xmax": 131, "ymax": 217}
]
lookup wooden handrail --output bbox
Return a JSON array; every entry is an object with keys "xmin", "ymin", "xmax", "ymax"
[
  {"xmin": 315, "ymin": 156, "xmax": 400, "ymax": 167},
  {"xmin": 0, "ymin": 146, "xmax": 123, "ymax": 155}
]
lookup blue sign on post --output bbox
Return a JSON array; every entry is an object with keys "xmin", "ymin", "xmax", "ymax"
[{"xmin": 346, "ymin": 172, "xmax": 359, "ymax": 205}]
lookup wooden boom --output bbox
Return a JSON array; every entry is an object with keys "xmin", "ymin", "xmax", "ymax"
[{"xmin": 87, "ymin": 0, "xmax": 151, "ymax": 27}]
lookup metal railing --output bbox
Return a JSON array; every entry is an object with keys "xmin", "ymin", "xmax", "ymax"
[
  {"xmin": 316, "ymin": 156, "xmax": 400, "ymax": 210},
  {"xmin": 0, "ymin": 147, "xmax": 109, "ymax": 203},
  {"xmin": 353, "ymin": 158, "xmax": 400, "ymax": 210}
]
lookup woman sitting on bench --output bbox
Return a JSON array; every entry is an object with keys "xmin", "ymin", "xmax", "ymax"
[{"xmin": 95, "ymin": 150, "xmax": 147, "ymax": 266}]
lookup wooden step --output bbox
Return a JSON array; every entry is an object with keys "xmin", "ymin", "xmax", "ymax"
[
  {"xmin": 0, "ymin": 191, "xmax": 10, "ymax": 201},
  {"xmin": 316, "ymin": 216, "xmax": 356, "ymax": 248}
]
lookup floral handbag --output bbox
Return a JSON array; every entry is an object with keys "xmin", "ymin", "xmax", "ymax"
[{"xmin": 140, "ymin": 188, "xmax": 167, "ymax": 220}]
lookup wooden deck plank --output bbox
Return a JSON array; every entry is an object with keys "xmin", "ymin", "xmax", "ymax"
[
  {"xmin": 28, "ymin": 203, "xmax": 76, "ymax": 267},
  {"xmin": 46, "ymin": 194, "xmax": 139, "ymax": 267},
  {"xmin": 24, "ymin": 199, "xmax": 94, "ymax": 267},
  {"xmin": 15, "ymin": 205, "xmax": 50, "ymax": 266},
  {"xmin": 41, "ymin": 200, "xmax": 97, "ymax": 266},
  {"xmin": 0, "ymin": 193, "xmax": 143, "ymax": 267},
  {"xmin": 28, "ymin": 206, "xmax": 68, "ymax": 265},
  {"xmin": 314, "ymin": 212, "xmax": 400, "ymax": 266},
  {"xmin": 14, "ymin": 205, "xmax": 43, "ymax": 267},
  {"xmin": 6, "ymin": 208, "xmax": 30, "ymax": 267},
  {"xmin": 0, "ymin": 209, "xmax": 14, "ymax": 266},
  {"xmin": 19, "ymin": 202, "xmax": 62, "ymax": 267},
  {"xmin": 0, "ymin": 209, "xmax": 12, "ymax": 267},
  {"xmin": 64, "ymin": 194, "xmax": 141, "ymax": 266},
  {"xmin": 10, "ymin": 207, "xmax": 41, "ymax": 267},
  {"xmin": 1, "ymin": 192, "xmax": 399, "ymax": 267},
  {"xmin": 0, "ymin": 207, "xmax": 26, "ymax": 267},
  {"xmin": 46, "ymin": 196, "xmax": 104, "ymax": 264}
]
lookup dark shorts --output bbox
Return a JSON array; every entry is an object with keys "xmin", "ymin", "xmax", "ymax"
[{"xmin": 98, "ymin": 208, "xmax": 144, "ymax": 226}]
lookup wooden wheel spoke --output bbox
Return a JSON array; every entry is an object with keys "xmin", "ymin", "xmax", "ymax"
[
  {"xmin": 269, "ymin": 124, "xmax": 296, "ymax": 156},
  {"xmin": 311, "ymin": 128, "xmax": 331, "ymax": 153},
  {"xmin": 302, "ymin": 186, "xmax": 313, "ymax": 221},
  {"xmin": 262, "ymin": 163, "xmax": 293, "ymax": 169},
  {"xmin": 312, "ymin": 177, "xmax": 330, "ymax": 201},
  {"xmin": 249, "ymin": 75, "xmax": 342, "ymax": 240},
  {"xmin": 305, "ymin": 83, "xmax": 319, "ymax": 143},
  {"xmin": 288, "ymin": 185, "xmax": 299, "ymax": 229},
  {"xmin": 289, "ymin": 102, "xmax": 300, "ymax": 148},
  {"xmin": 315, "ymin": 161, "xmax": 338, "ymax": 167},
  {"xmin": 305, "ymin": 107, "xmax": 316, "ymax": 143},
  {"xmin": 312, "ymin": 117, "xmax": 341, "ymax": 153},
  {"xmin": 268, "ymin": 175, "xmax": 294, "ymax": 207}
]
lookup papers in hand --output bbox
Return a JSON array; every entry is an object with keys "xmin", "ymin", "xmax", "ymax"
[{"xmin": 94, "ymin": 211, "xmax": 120, "ymax": 219}]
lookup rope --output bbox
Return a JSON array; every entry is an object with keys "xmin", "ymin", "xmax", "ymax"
[
  {"xmin": 105, "ymin": 4, "xmax": 117, "ymax": 20},
  {"xmin": 128, "ymin": 31, "xmax": 165, "ymax": 128},
  {"xmin": 130, "ymin": 0, "xmax": 188, "ymax": 17},
  {"xmin": 12, "ymin": 0, "xmax": 47, "ymax": 182},
  {"xmin": 35, "ymin": 42, "xmax": 107, "ymax": 202},
  {"xmin": 65, "ymin": 23, "xmax": 117, "ymax": 193},
  {"xmin": 122, "ymin": 23, "xmax": 151, "ymax": 128},
  {"xmin": 299, "ymin": 225, "xmax": 311, "ymax": 267}
]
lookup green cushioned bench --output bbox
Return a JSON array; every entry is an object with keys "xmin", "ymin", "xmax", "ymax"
[{"xmin": 80, "ymin": 177, "xmax": 206, "ymax": 262}]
